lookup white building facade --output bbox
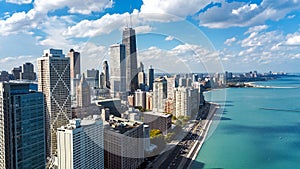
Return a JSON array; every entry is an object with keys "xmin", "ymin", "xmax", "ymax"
[{"xmin": 57, "ymin": 116, "xmax": 104, "ymax": 169}]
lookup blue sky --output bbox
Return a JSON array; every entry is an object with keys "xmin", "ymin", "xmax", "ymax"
[{"xmin": 1, "ymin": 0, "xmax": 300, "ymax": 73}]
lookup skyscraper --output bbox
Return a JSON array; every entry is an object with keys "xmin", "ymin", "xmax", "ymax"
[
  {"xmin": 152, "ymin": 77, "xmax": 167, "ymax": 112},
  {"xmin": 0, "ymin": 82, "xmax": 46, "ymax": 169},
  {"xmin": 110, "ymin": 44, "xmax": 126, "ymax": 99},
  {"xmin": 86, "ymin": 69, "xmax": 100, "ymax": 88},
  {"xmin": 135, "ymin": 89, "xmax": 146, "ymax": 109},
  {"xmin": 77, "ymin": 73, "xmax": 91, "ymax": 107},
  {"xmin": 20, "ymin": 62, "xmax": 36, "ymax": 81},
  {"xmin": 122, "ymin": 27, "xmax": 138, "ymax": 92},
  {"xmin": 138, "ymin": 62, "xmax": 146, "ymax": 90},
  {"xmin": 37, "ymin": 49, "xmax": 71, "ymax": 157},
  {"xmin": 148, "ymin": 66, "xmax": 154, "ymax": 91},
  {"xmin": 68, "ymin": 49, "xmax": 81, "ymax": 79},
  {"xmin": 57, "ymin": 116, "xmax": 104, "ymax": 169},
  {"xmin": 102, "ymin": 60, "xmax": 110, "ymax": 89}
]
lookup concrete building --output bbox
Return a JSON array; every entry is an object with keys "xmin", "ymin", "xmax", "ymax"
[
  {"xmin": 127, "ymin": 94, "xmax": 135, "ymax": 107},
  {"xmin": 146, "ymin": 92, "xmax": 153, "ymax": 110},
  {"xmin": 143, "ymin": 111, "xmax": 172, "ymax": 134},
  {"xmin": 164, "ymin": 98, "xmax": 175, "ymax": 115},
  {"xmin": 37, "ymin": 48, "xmax": 71, "ymax": 157},
  {"xmin": 11, "ymin": 66, "xmax": 22, "ymax": 80},
  {"xmin": 135, "ymin": 89, "xmax": 146, "ymax": 109},
  {"xmin": 86, "ymin": 69, "xmax": 99, "ymax": 89},
  {"xmin": 72, "ymin": 104, "xmax": 101, "ymax": 119},
  {"xmin": 137, "ymin": 62, "xmax": 146, "ymax": 90},
  {"xmin": 77, "ymin": 74, "xmax": 91, "ymax": 107},
  {"xmin": 68, "ymin": 49, "xmax": 81, "ymax": 79},
  {"xmin": 148, "ymin": 66, "xmax": 154, "ymax": 91},
  {"xmin": 20, "ymin": 62, "xmax": 36, "ymax": 81},
  {"xmin": 104, "ymin": 116, "xmax": 144, "ymax": 169},
  {"xmin": 179, "ymin": 77, "xmax": 187, "ymax": 87},
  {"xmin": 0, "ymin": 71, "xmax": 10, "ymax": 82},
  {"xmin": 102, "ymin": 60, "xmax": 110, "ymax": 89},
  {"xmin": 175, "ymin": 87, "xmax": 199, "ymax": 117},
  {"xmin": 110, "ymin": 44, "xmax": 126, "ymax": 99},
  {"xmin": 0, "ymin": 82, "xmax": 46, "ymax": 169},
  {"xmin": 99, "ymin": 72, "xmax": 105, "ymax": 89},
  {"xmin": 123, "ymin": 27, "xmax": 138, "ymax": 92},
  {"xmin": 152, "ymin": 77, "xmax": 167, "ymax": 112},
  {"xmin": 165, "ymin": 76, "xmax": 176, "ymax": 99},
  {"xmin": 57, "ymin": 116, "xmax": 104, "ymax": 169},
  {"xmin": 96, "ymin": 98, "xmax": 124, "ymax": 117}
]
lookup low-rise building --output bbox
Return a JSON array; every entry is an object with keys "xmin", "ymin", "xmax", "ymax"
[
  {"xmin": 143, "ymin": 111, "xmax": 172, "ymax": 134},
  {"xmin": 104, "ymin": 116, "xmax": 144, "ymax": 169}
]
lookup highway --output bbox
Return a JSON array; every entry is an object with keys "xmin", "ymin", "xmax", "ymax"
[{"xmin": 146, "ymin": 103, "xmax": 216, "ymax": 169}]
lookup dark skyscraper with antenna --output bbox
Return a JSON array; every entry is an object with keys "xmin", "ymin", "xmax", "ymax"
[{"xmin": 122, "ymin": 27, "xmax": 138, "ymax": 92}]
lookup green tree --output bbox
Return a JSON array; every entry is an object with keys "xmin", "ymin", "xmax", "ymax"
[{"xmin": 150, "ymin": 129, "xmax": 162, "ymax": 139}]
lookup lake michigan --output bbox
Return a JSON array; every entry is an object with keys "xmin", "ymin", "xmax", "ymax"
[{"xmin": 192, "ymin": 74, "xmax": 300, "ymax": 169}]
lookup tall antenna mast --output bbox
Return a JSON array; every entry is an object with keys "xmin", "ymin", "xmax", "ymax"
[{"xmin": 130, "ymin": 5, "xmax": 132, "ymax": 28}]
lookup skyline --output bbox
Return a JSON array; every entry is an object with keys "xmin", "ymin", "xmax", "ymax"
[{"xmin": 1, "ymin": 0, "xmax": 300, "ymax": 73}]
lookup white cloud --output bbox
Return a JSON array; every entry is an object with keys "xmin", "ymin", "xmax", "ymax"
[
  {"xmin": 0, "ymin": 0, "xmax": 113, "ymax": 36},
  {"xmin": 0, "ymin": 55, "xmax": 36, "ymax": 70},
  {"xmin": 6, "ymin": 0, "xmax": 32, "ymax": 4},
  {"xmin": 165, "ymin": 36, "xmax": 174, "ymax": 41},
  {"xmin": 78, "ymin": 42, "xmax": 108, "ymax": 71},
  {"xmin": 286, "ymin": 33, "xmax": 300, "ymax": 45},
  {"xmin": 232, "ymin": 4, "xmax": 258, "ymax": 15},
  {"xmin": 140, "ymin": 0, "xmax": 219, "ymax": 22},
  {"xmin": 224, "ymin": 37, "xmax": 236, "ymax": 46},
  {"xmin": 245, "ymin": 25, "xmax": 268, "ymax": 34},
  {"xmin": 198, "ymin": 0, "xmax": 300, "ymax": 28},
  {"xmin": 134, "ymin": 25, "xmax": 153, "ymax": 34},
  {"xmin": 287, "ymin": 14, "xmax": 296, "ymax": 19},
  {"xmin": 221, "ymin": 27, "xmax": 300, "ymax": 68},
  {"xmin": 33, "ymin": 0, "xmax": 113, "ymax": 14},
  {"xmin": 138, "ymin": 43, "xmax": 222, "ymax": 73},
  {"xmin": 63, "ymin": 12, "xmax": 130, "ymax": 38}
]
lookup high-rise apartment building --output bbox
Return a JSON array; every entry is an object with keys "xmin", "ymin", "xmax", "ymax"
[
  {"xmin": 68, "ymin": 49, "xmax": 81, "ymax": 79},
  {"xmin": 20, "ymin": 62, "xmax": 36, "ymax": 81},
  {"xmin": 165, "ymin": 76, "xmax": 176, "ymax": 99},
  {"xmin": 148, "ymin": 66, "xmax": 154, "ymax": 91},
  {"xmin": 37, "ymin": 48, "xmax": 71, "ymax": 157},
  {"xmin": 110, "ymin": 44, "xmax": 126, "ymax": 99},
  {"xmin": 175, "ymin": 87, "xmax": 199, "ymax": 117},
  {"xmin": 134, "ymin": 89, "xmax": 146, "ymax": 109},
  {"xmin": 0, "ymin": 82, "xmax": 46, "ymax": 169},
  {"xmin": 122, "ymin": 27, "xmax": 138, "ymax": 92},
  {"xmin": 57, "ymin": 116, "xmax": 104, "ymax": 169},
  {"xmin": 152, "ymin": 77, "xmax": 167, "ymax": 112},
  {"xmin": 77, "ymin": 73, "xmax": 91, "ymax": 107}
]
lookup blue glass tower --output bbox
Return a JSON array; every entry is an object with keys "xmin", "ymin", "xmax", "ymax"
[{"xmin": 0, "ymin": 82, "xmax": 46, "ymax": 169}]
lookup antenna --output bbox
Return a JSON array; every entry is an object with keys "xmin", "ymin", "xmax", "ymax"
[
  {"xmin": 130, "ymin": 13, "xmax": 132, "ymax": 28},
  {"xmin": 130, "ymin": 5, "xmax": 132, "ymax": 28}
]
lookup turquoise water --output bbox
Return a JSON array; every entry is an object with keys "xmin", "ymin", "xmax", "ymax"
[{"xmin": 192, "ymin": 75, "xmax": 300, "ymax": 169}]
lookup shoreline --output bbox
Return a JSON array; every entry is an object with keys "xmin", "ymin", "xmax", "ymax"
[{"xmin": 186, "ymin": 102, "xmax": 220, "ymax": 169}]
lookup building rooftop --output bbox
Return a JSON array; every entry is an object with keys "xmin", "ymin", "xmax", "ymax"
[
  {"xmin": 143, "ymin": 111, "xmax": 172, "ymax": 118},
  {"xmin": 105, "ymin": 115, "xmax": 143, "ymax": 134},
  {"xmin": 58, "ymin": 115, "xmax": 102, "ymax": 131}
]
